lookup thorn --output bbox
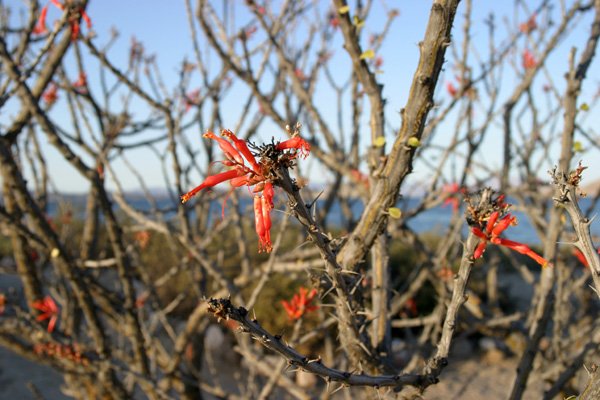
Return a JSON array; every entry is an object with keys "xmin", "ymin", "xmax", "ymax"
[{"xmin": 330, "ymin": 383, "xmax": 346, "ymax": 396}]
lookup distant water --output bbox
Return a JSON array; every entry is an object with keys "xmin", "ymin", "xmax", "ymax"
[{"xmin": 44, "ymin": 194, "xmax": 600, "ymax": 245}]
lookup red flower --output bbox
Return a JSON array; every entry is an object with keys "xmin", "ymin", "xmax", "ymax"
[
  {"xmin": 47, "ymin": 0, "xmax": 92, "ymax": 41},
  {"xmin": 350, "ymin": 169, "xmax": 369, "ymax": 189},
  {"xmin": 42, "ymin": 83, "xmax": 59, "ymax": 106},
  {"xmin": 328, "ymin": 11, "xmax": 340, "ymax": 29},
  {"xmin": 446, "ymin": 82, "xmax": 458, "ymax": 97},
  {"xmin": 0, "ymin": 293, "xmax": 5, "ymax": 315},
  {"xmin": 32, "ymin": 296, "xmax": 59, "ymax": 333},
  {"xmin": 374, "ymin": 56, "xmax": 384, "ymax": 69},
  {"xmin": 573, "ymin": 247, "xmax": 600, "ymax": 268},
  {"xmin": 275, "ymin": 136, "xmax": 311, "ymax": 158},
  {"xmin": 33, "ymin": 5, "xmax": 49, "ymax": 35},
  {"xmin": 182, "ymin": 89, "xmax": 200, "ymax": 113},
  {"xmin": 471, "ymin": 211, "xmax": 547, "ymax": 267},
  {"xmin": 281, "ymin": 287, "xmax": 318, "ymax": 320},
  {"xmin": 574, "ymin": 248, "xmax": 589, "ymax": 268},
  {"xmin": 522, "ymin": 49, "xmax": 537, "ymax": 70},
  {"xmin": 134, "ymin": 230, "xmax": 151, "ymax": 249},
  {"xmin": 181, "ymin": 129, "xmax": 310, "ymax": 253},
  {"xmin": 72, "ymin": 72, "xmax": 87, "ymax": 93},
  {"xmin": 519, "ymin": 14, "xmax": 537, "ymax": 34},
  {"xmin": 294, "ymin": 68, "xmax": 307, "ymax": 81},
  {"xmin": 442, "ymin": 183, "xmax": 462, "ymax": 212}
]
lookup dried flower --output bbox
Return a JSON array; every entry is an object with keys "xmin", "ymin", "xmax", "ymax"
[
  {"xmin": 281, "ymin": 287, "xmax": 318, "ymax": 320},
  {"xmin": 32, "ymin": 296, "xmax": 60, "ymax": 333}
]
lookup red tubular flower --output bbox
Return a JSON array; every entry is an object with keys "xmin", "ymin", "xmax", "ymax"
[
  {"xmin": 522, "ymin": 49, "xmax": 537, "ymax": 69},
  {"xmin": 446, "ymin": 82, "xmax": 458, "ymax": 97},
  {"xmin": 33, "ymin": 5, "xmax": 49, "ymax": 35},
  {"xmin": 442, "ymin": 183, "xmax": 461, "ymax": 212},
  {"xmin": 182, "ymin": 129, "xmax": 310, "ymax": 252},
  {"xmin": 253, "ymin": 196, "xmax": 271, "ymax": 252},
  {"xmin": 42, "ymin": 83, "xmax": 59, "ymax": 105},
  {"xmin": 72, "ymin": 72, "xmax": 87, "ymax": 93},
  {"xmin": 275, "ymin": 136, "xmax": 311, "ymax": 158},
  {"xmin": 519, "ymin": 14, "xmax": 537, "ymax": 34},
  {"xmin": 471, "ymin": 211, "xmax": 547, "ymax": 267},
  {"xmin": 203, "ymin": 131, "xmax": 244, "ymax": 165},
  {"xmin": 32, "ymin": 296, "xmax": 59, "ymax": 333},
  {"xmin": 574, "ymin": 248, "xmax": 589, "ymax": 268},
  {"xmin": 281, "ymin": 287, "xmax": 318, "ymax": 320},
  {"xmin": 221, "ymin": 129, "xmax": 262, "ymax": 173},
  {"xmin": 181, "ymin": 169, "xmax": 244, "ymax": 204},
  {"xmin": 48, "ymin": 0, "xmax": 92, "ymax": 41}
]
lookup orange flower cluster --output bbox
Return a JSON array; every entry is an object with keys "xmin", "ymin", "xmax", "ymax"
[
  {"xmin": 472, "ymin": 210, "xmax": 547, "ymax": 267},
  {"xmin": 522, "ymin": 49, "xmax": 537, "ymax": 69},
  {"xmin": 33, "ymin": 0, "xmax": 92, "ymax": 40},
  {"xmin": 34, "ymin": 342, "xmax": 89, "ymax": 366},
  {"xmin": 281, "ymin": 287, "xmax": 318, "ymax": 320},
  {"xmin": 442, "ymin": 182, "xmax": 463, "ymax": 212},
  {"xmin": 519, "ymin": 14, "xmax": 537, "ymax": 34},
  {"xmin": 181, "ymin": 129, "xmax": 310, "ymax": 252},
  {"xmin": 42, "ymin": 83, "xmax": 59, "ymax": 106}
]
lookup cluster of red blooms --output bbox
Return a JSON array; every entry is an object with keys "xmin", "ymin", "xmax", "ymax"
[
  {"xmin": 181, "ymin": 128, "xmax": 310, "ymax": 253},
  {"xmin": 442, "ymin": 182, "xmax": 464, "ymax": 212},
  {"xmin": 519, "ymin": 14, "xmax": 537, "ymax": 34},
  {"xmin": 522, "ymin": 49, "xmax": 537, "ymax": 69},
  {"xmin": 470, "ymin": 197, "xmax": 547, "ymax": 267},
  {"xmin": 182, "ymin": 89, "xmax": 201, "ymax": 113},
  {"xmin": 33, "ymin": 0, "xmax": 92, "ymax": 41},
  {"xmin": 281, "ymin": 287, "xmax": 318, "ymax": 320},
  {"xmin": 32, "ymin": 295, "xmax": 60, "ymax": 333},
  {"xmin": 72, "ymin": 72, "xmax": 87, "ymax": 93},
  {"xmin": 134, "ymin": 230, "xmax": 151, "ymax": 250},
  {"xmin": 34, "ymin": 342, "xmax": 89, "ymax": 366},
  {"xmin": 42, "ymin": 83, "xmax": 59, "ymax": 106}
]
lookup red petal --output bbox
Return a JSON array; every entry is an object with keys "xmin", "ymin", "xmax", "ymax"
[
  {"xmin": 221, "ymin": 129, "xmax": 261, "ymax": 173},
  {"xmin": 81, "ymin": 10, "xmax": 92, "ymax": 29},
  {"xmin": 180, "ymin": 169, "xmax": 243, "ymax": 203},
  {"xmin": 50, "ymin": 0, "xmax": 64, "ymax": 10},
  {"xmin": 33, "ymin": 5, "xmax": 48, "ymax": 34},
  {"xmin": 471, "ymin": 227, "xmax": 488, "ymax": 240},
  {"xmin": 275, "ymin": 137, "xmax": 311, "ymax": 158},
  {"xmin": 204, "ymin": 131, "xmax": 244, "ymax": 166},
  {"xmin": 486, "ymin": 211, "xmax": 500, "ymax": 235},
  {"xmin": 253, "ymin": 196, "xmax": 267, "ymax": 252},
  {"xmin": 497, "ymin": 238, "xmax": 547, "ymax": 267},
  {"xmin": 473, "ymin": 241, "xmax": 487, "ymax": 259},
  {"xmin": 491, "ymin": 214, "xmax": 516, "ymax": 237},
  {"xmin": 261, "ymin": 196, "xmax": 272, "ymax": 251}
]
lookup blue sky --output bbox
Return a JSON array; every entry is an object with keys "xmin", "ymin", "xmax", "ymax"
[{"xmin": 4, "ymin": 1, "xmax": 600, "ymax": 193}]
